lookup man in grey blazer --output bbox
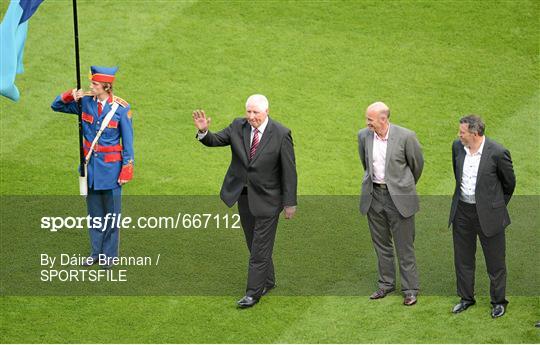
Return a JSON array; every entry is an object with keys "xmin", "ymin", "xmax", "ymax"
[
  {"xmin": 449, "ymin": 115, "xmax": 515, "ymax": 318},
  {"xmin": 358, "ymin": 102, "xmax": 424, "ymax": 306},
  {"xmin": 192, "ymin": 94, "xmax": 297, "ymax": 308}
]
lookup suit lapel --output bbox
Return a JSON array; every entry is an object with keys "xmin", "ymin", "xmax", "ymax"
[
  {"xmin": 249, "ymin": 118, "xmax": 274, "ymax": 165},
  {"xmin": 384, "ymin": 124, "xmax": 396, "ymax": 172},
  {"xmin": 366, "ymin": 131, "xmax": 374, "ymax": 177},
  {"xmin": 475, "ymin": 137, "xmax": 491, "ymax": 186},
  {"xmin": 455, "ymin": 145, "xmax": 465, "ymax": 183},
  {"xmin": 242, "ymin": 121, "xmax": 251, "ymax": 163}
]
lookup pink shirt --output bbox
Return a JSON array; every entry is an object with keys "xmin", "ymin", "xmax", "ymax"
[{"xmin": 372, "ymin": 128, "xmax": 389, "ymax": 184}]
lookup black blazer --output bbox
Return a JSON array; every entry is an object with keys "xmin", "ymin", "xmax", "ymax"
[
  {"xmin": 199, "ymin": 117, "xmax": 297, "ymax": 217},
  {"xmin": 449, "ymin": 137, "xmax": 516, "ymax": 237}
]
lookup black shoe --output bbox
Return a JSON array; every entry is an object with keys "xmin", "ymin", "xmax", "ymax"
[
  {"xmin": 262, "ymin": 284, "xmax": 276, "ymax": 296},
  {"xmin": 369, "ymin": 287, "xmax": 395, "ymax": 300},
  {"xmin": 491, "ymin": 304, "xmax": 506, "ymax": 318},
  {"xmin": 535, "ymin": 321, "xmax": 540, "ymax": 328},
  {"xmin": 237, "ymin": 296, "xmax": 259, "ymax": 308},
  {"xmin": 452, "ymin": 300, "xmax": 475, "ymax": 313}
]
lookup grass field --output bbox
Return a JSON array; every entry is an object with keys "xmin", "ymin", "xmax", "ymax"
[{"xmin": 1, "ymin": 0, "xmax": 539, "ymax": 343}]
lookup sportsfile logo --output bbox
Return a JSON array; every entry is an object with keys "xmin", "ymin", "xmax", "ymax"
[
  {"xmin": 41, "ymin": 213, "xmax": 127, "ymax": 232},
  {"xmin": 40, "ymin": 213, "xmax": 242, "ymax": 232}
]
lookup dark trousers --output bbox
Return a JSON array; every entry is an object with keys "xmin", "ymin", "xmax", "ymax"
[
  {"xmin": 453, "ymin": 200, "xmax": 508, "ymax": 305},
  {"xmin": 238, "ymin": 190, "xmax": 278, "ymax": 298},
  {"xmin": 87, "ymin": 186, "xmax": 122, "ymax": 260},
  {"xmin": 367, "ymin": 185, "xmax": 419, "ymax": 295}
]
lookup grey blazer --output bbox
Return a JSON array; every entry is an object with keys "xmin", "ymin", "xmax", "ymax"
[
  {"xmin": 448, "ymin": 137, "xmax": 515, "ymax": 237},
  {"xmin": 199, "ymin": 117, "xmax": 297, "ymax": 217},
  {"xmin": 358, "ymin": 124, "xmax": 424, "ymax": 218}
]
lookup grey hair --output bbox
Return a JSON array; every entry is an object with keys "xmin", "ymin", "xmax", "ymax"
[
  {"xmin": 460, "ymin": 114, "xmax": 485, "ymax": 136},
  {"xmin": 245, "ymin": 94, "xmax": 269, "ymax": 111}
]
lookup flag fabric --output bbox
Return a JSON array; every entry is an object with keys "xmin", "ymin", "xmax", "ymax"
[{"xmin": 1, "ymin": 0, "xmax": 44, "ymax": 101}]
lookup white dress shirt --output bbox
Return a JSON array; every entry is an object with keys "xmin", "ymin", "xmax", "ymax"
[
  {"xmin": 460, "ymin": 136, "xmax": 485, "ymax": 204},
  {"xmin": 372, "ymin": 127, "xmax": 389, "ymax": 184},
  {"xmin": 249, "ymin": 116, "xmax": 268, "ymax": 145}
]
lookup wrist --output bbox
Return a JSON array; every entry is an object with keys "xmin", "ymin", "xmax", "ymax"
[{"xmin": 61, "ymin": 90, "xmax": 75, "ymax": 103}]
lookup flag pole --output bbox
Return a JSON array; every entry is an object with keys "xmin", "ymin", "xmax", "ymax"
[{"xmin": 72, "ymin": 0, "xmax": 85, "ymax": 176}]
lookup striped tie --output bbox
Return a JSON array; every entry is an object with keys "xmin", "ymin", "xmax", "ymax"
[
  {"xmin": 249, "ymin": 128, "xmax": 260, "ymax": 160},
  {"xmin": 97, "ymin": 101, "xmax": 103, "ymax": 116}
]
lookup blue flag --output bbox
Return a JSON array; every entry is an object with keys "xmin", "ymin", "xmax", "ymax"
[{"xmin": 1, "ymin": 0, "xmax": 44, "ymax": 101}]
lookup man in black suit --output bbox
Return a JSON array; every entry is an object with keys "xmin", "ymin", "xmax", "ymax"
[
  {"xmin": 449, "ymin": 115, "xmax": 515, "ymax": 318},
  {"xmin": 192, "ymin": 94, "xmax": 297, "ymax": 308}
]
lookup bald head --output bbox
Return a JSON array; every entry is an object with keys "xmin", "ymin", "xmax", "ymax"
[
  {"xmin": 365, "ymin": 101, "xmax": 390, "ymax": 135},
  {"xmin": 366, "ymin": 101, "xmax": 390, "ymax": 119}
]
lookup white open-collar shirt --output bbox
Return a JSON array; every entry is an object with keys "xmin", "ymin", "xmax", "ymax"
[{"xmin": 460, "ymin": 136, "xmax": 486, "ymax": 204}]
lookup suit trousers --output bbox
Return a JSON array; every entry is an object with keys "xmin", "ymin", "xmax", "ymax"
[
  {"xmin": 367, "ymin": 184, "xmax": 419, "ymax": 295},
  {"xmin": 453, "ymin": 200, "xmax": 508, "ymax": 305},
  {"xmin": 238, "ymin": 189, "xmax": 278, "ymax": 298},
  {"xmin": 87, "ymin": 186, "xmax": 122, "ymax": 260}
]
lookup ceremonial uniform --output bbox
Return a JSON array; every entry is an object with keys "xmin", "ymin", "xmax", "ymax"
[{"xmin": 51, "ymin": 66, "xmax": 134, "ymax": 266}]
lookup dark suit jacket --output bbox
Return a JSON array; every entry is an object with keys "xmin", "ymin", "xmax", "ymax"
[
  {"xmin": 449, "ymin": 137, "xmax": 516, "ymax": 237},
  {"xmin": 199, "ymin": 117, "xmax": 297, "ymax": 217},
  {"xmin": 358, "ymin": 124, "xmax": 424, "ymax": 218}
]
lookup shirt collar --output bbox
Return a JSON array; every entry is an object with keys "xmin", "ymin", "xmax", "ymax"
[
  {"xmin": 374, "ymin": 124, "xmax": 390, "ymax": 141},
  {"xmin": 95, "ymin": 94, "xmax": 113, "ymax": 105},
  {"xmin": 252, "ymin": 116, "xmax": 269, "ymax": 134},
  {"xmin": 464, "ymin": 136, "xmax": 485, "ymax": 156}
]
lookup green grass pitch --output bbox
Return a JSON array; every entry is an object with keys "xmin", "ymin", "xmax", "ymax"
[{"xmin": 1, "ymin": 0, "xmax": 539, "ymax": 343}]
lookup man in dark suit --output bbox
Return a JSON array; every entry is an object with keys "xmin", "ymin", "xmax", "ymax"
[
  {"xmin": 449, "ymin": 115, "xmax": 515, "ymax": 318},
  {"xmin": 358, "ymin": 102, "xmax": 424, "ymax": 306},
  {"xmin": 192, "ymin": 94, "xmax": 297, "ymax": 308}
]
